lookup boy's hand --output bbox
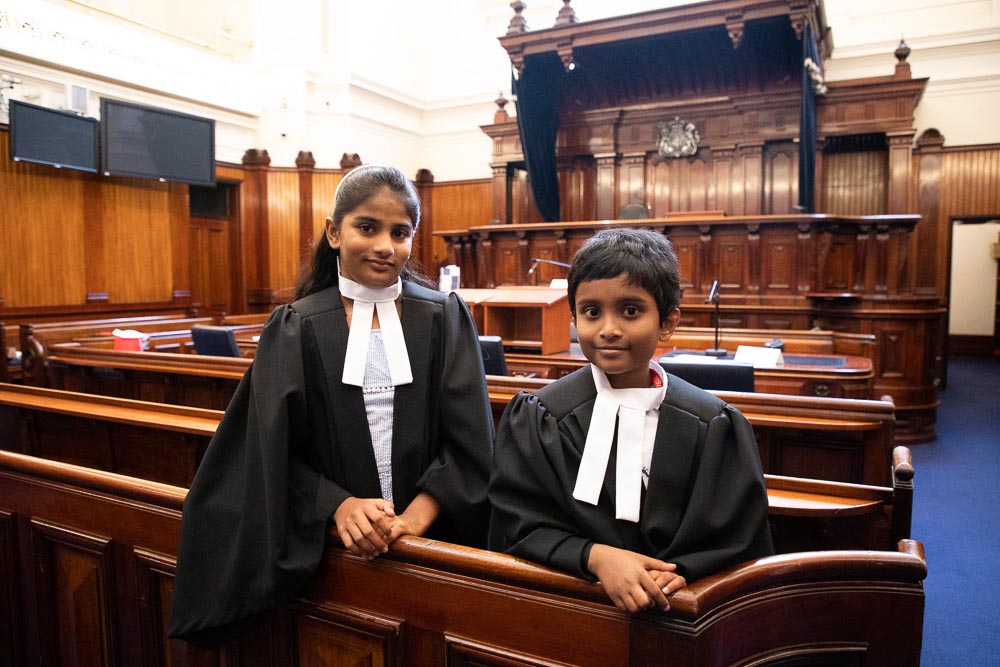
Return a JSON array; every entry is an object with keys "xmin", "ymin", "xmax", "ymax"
[
  {"xmin": 333, "ymin": 497, "xmax": 395, "ymax": 559},
  {"xmin": 587, "ymin": 544, "xmax": 677, "ymax": 612},
  {"xmin": 650, "ymin": 568, "xmax": 687, "ymax": 596}
]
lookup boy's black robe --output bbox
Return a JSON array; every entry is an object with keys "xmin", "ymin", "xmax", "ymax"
[
  {"xmin": 489, "ymin": 366, "xmax": 773, "ymax": 582},
  {"xmin": 169, "ymin": 282, "xmax": 494, "ymax": 645}
]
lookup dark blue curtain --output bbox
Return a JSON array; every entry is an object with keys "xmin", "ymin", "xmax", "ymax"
[
  {"xmin": 798, "ymin": 22, "xmax": 819, "ymax": 213},
  {"xmin": 513, "ymin": 54, "xmax": 563, "ymax": 222}
]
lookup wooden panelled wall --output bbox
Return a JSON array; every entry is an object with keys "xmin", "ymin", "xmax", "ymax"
[
  {"xmin": 3, "ymin": 130, "xmax": 997, "ymax": 345},
  {"xmin": 0, "ymin": 131, "xmax": 188, "ymax": 311},
  {"xmin": 0, "ymin": 141, "xmax": 359, "ymax": 326}
]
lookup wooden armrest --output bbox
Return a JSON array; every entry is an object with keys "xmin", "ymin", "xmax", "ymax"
[{"xmin": 892, "ymin": 446, "xmax": 914, "ymax": 482}]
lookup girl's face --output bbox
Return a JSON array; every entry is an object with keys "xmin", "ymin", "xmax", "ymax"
[
  {"xmin": 573, "ymin": 273, "xmax": 680, "ymax": 389},
  {"xmin": 325, "ymin": 187, "xmax": 414, "ymax": 289}
]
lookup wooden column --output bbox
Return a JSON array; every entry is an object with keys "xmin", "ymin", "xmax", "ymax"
[
  {"xmin": 414, "ymin": 168, "xmax": 435, "ymax": 271},
  {"xmin": 619, "ymin": 153, "xmax": 647, "ymax": 208},
  {"xmin": 738, "ymin": 143, "xmax": 764, "ymax": 215},
  {"xmin": 913, "ymin": 130, "xmax": 945, "ymax": 298},
  {"xmin": 296, "ymin": 151, "xmax": 316, "ymax": 265},
  {"xmin": 241, "ymin": 149, "xmax": 272, "ymax": 309},
  {"xmin": 594, "ymin": 154, "xmax": 618, "ymax": 220},
  {"xmin": 491, "ymin": 164, "xmax": 510, "ymax": 224},
  {"xmin": 887, "ymin": 130, "xmax": 916, "ymax": 213}
]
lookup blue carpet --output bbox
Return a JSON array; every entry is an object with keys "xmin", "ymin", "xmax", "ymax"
[{"xmin": 912, "ymin": 357, "xmax": 1000, "ymax": 666}]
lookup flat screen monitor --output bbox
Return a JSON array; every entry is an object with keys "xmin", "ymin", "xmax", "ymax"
[
  {"xmin": 478, "ymin": 335, "xmax": 509, "ymax": 376},
  {"xmin": 8, "ymin": 99, "xmax": 99, "ymax": 172},
  {"xmin": 100, "ymin": 98, "xmax": 215, "ymax": 186}
]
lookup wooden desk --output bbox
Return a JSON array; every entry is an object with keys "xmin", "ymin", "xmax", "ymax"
[
  {"xmin": 505, "ymin": 344, "xmax": 875, "ymax": 399},
  {"xmin": 456, "ymin": 287, "xmax": 570, "ymax": 354}
]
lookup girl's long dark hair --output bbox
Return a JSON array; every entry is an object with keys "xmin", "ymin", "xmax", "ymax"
[{"xmin": 295, "ymin": 165, "xmax": 433, "ymax": 299}]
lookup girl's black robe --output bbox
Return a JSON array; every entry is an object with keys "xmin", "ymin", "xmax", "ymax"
[
  {"xmin": 169, "ymin": 282, "xmax": 494, "ymax": 645},
  {"xmin": 489, "ymin": 366, "xmax": 773, "ymax": 583}
]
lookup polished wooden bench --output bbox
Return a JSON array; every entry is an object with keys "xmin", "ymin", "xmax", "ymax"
[
  {"xmin": 0, "ymin": 321, "xmax": 21, "ymax": 383},
  {"xmin": 38, "ymin": 346, "xmax": 896, "ymax": 485},
  {"xmin": 0, "ymin": 384, "xmax": 218, "ymax": 487},
  {"xmin": 19, "ymin": 313, "xmax": 269, "ymax": 385},
  {"xmin": 1, "ymin": 381, "xmax": 902, "ymax": 531},
  {"xmin": 490, "ymin": 376, "xmax": 896, "ymax": 486},
  {"xmin": 0, "ymin": 449, "xmax": 926, "ymax": 666}
]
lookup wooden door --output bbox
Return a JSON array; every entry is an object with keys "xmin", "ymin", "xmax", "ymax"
[{"xmin": 189, "ymin": 216, "xmax": 231, "ymax": 317}]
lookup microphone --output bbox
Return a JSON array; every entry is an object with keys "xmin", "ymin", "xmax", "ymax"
[
  {"xmin": 706, "ymin": 279, "xmax": 719, "ymax": 304},
  {"xmin": 528, "ymin": 258, "xmax": 571, "ymax": 277},
  {"xmin": 704, "ymin": 279, "xmax": 727, "ymax": 357}
]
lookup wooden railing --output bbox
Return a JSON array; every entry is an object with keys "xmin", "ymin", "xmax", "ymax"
[{"xmin": 0, "ymin": 449, "xmax": 926, "ymax": 666}]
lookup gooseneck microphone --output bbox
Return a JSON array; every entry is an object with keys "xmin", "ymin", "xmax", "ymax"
[
  {"xmin": 704, "ymin": 279, "xmax": 727, "ymax": 357},
  {"xmin": 527, "ymin": 258, "xmax": 571, "ymax": 277}
]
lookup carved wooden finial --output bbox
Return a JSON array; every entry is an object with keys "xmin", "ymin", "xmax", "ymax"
[
  {"xmin": 242, "ymin": 148, "xmax": 271, "ymax": 166},
  {"xmin": 894, "ymin": 37, "xmax": 911, "ymax": 63},
  {"xmin": 494, "ymin": 91, "xmax": 510, "ymax": 123},
  {"xmin": 339, "ymin": 153, "xmax": 362, "ymax": 169},
  {"xmin": 415, "ymin": 168, "xmax": 434, "ymax": 184},
  {"xmin": 295, "ymin": 151, "xmax": 316, "ymax": 168},
  {"xmin": 507, "ymin": 1, "xmax": 528, "ymax": 35},
  {"xmin": 894, "ymin": 37, "xmax": 912, "ymax": 79},
  {"xmin": 555, "ymin": 0, "xmax": 577, "ymax": 27}
]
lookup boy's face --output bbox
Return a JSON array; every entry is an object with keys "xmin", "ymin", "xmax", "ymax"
[{"xmin": 573, "ymin": 273, "xmax": 680, "ymax": 389}]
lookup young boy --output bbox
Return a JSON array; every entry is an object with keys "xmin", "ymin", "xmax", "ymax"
[{"xmin": 489, "ymin": 227, "xmax": 773, "ymax": 613}]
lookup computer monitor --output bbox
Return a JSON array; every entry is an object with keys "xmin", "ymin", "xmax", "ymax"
[
  {"xmin": 658, "ymin": 357, "xmax": 755, "ymax": 392},
  {"xmin": 478, "ymin": 335, "xmax": 509, "ymax": 376},
  {"xmin": 191, "ymin": 325, "xmax": 241, "ymax": 358}
]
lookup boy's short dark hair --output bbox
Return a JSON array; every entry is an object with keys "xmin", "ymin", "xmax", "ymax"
[{"xmin": 567, "ymin": 227, "xmax": 682, "ymax": 323}]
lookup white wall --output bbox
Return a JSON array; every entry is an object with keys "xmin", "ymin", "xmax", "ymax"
[
  {"xmin": 950, "ymin": 222, "xmax": 1000, "ymax": 335},
  {"xmin": 4, "ymin": 0, "xmax": 998, "ymax": 170}
]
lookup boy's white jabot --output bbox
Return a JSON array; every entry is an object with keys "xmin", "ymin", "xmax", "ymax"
[
  {"xmin": 573, "ymin": 361, "xmax": 666, "ymax": 522},
  {"xmin": 338, "ymin": 270, "xmax": 412, "ymax": 387}
]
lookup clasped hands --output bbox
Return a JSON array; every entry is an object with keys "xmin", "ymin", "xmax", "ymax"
[
  {"xmin": 587, "ymin": 543, "xmax": 687, "ymax": 613},
  {"xmin": 333, "ymin": 493, "xmax": 440, "ymax": 560}
]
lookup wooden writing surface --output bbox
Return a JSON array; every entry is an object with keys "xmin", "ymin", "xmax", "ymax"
[{"xmin": 458, "ymin": 287, "xmax": 571, "ymax": 354}]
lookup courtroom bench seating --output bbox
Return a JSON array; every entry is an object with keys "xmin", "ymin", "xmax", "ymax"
[
  {"xmin": 37, "ymin": 344, "xmax": 897, "ymax": 486},
  {"xmin": 1, "ymin": 321, "xmax": 21, "ymax": 383},
  {"xmin": 0, "ymin": 383, "xmax": 909, "ymax": 550},
  {"xmin": 0, "ymin": 449, "xmax": 927, "ymax": 666},
  {"xmin": 18, "ymin": 313, "xmax": 269, "ymax": 385},
  {"xmin": 0, "ymin": 384, "xmax": 218, "ymax": 487}
]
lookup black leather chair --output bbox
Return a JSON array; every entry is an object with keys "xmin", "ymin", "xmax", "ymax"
[
  {"xmin": 658, "ymin": 356, "xmax": 755, "ymax": 392},
  {"xmin": 191, "ymin": 324, "xmax": 241, "ymax": 358},
  {"xmin": 618, "ymin": 202, "xmax": 651, "ymax": 219},
  {"xmin": 478, "ymin": 335, "xmax": 509, "ymax": 376}
]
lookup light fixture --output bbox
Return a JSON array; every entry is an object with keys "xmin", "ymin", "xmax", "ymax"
[{"xmin": 0, "ymin": 73, "xmax": 23, "ymax": 113}]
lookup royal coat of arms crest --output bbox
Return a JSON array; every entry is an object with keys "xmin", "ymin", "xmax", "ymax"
[{"xmin": 656, "ymin": 117, "xmax": 700, "ymax": 158}]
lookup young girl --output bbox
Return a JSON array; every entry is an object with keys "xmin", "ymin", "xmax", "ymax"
[{"xmin": 170, "ymin": 165, "xmax": 494, "ymax": 645}]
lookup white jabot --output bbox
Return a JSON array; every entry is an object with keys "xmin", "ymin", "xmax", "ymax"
[
  {"xmin": 339, "ymin": 271, "xmax": 412, "ymax": 387},
  {"xmin": 573, "ymin": 361, "xmax": 666, "ymax": 522}
]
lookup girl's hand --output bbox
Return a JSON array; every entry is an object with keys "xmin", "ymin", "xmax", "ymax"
[
  {"xmin": 333, "ymin": 497, "xmax": 395, "ymax": 559},
  {"xmin": 384, "ymin": 492, "xmax": 440, "ymax": 543},
  {"xmin": 587, "ymin": 544, "xmax": 676, "ymax": 612}
]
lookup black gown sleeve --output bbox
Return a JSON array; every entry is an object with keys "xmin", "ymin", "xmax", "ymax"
[
  {"xmin": 489, "ymin": 392, "xmax": 595, "ymax": 578},
  {"xmin": 415, "ymin": 292, "xmax": 494, "ymax": 547},
  {"xmin": 657, "ymin": 405, "xmax": 774, "ymax": 581},
  {"xmin": 168, "ymin": 305, "xmax": 348, "ymax": 646}
]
